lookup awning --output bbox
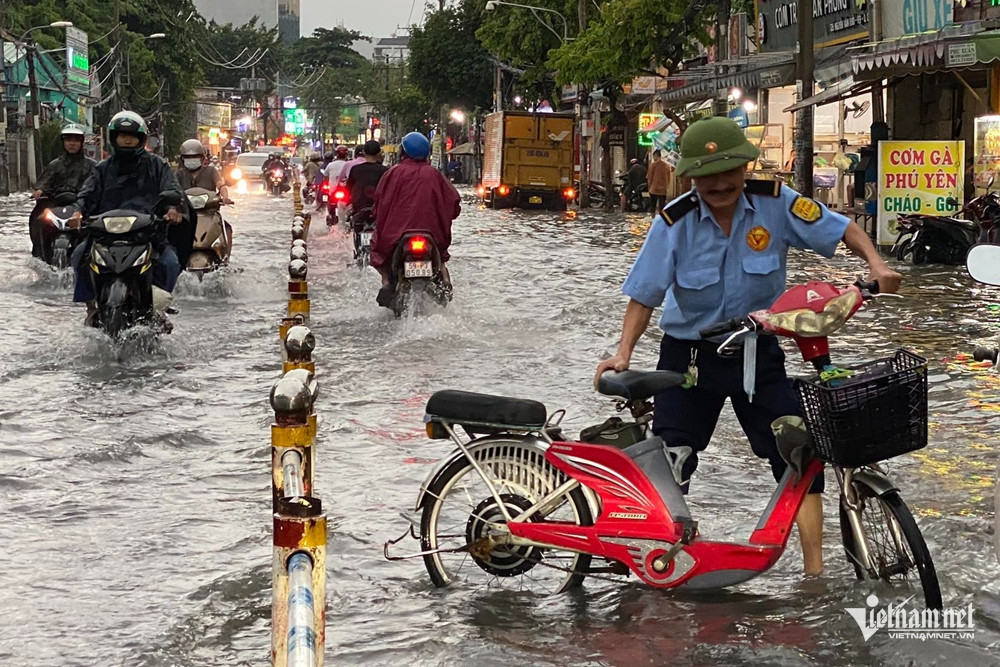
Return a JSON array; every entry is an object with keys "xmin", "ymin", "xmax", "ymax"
[
  {"xmin": 852, "ymin": 20, "xmax": 1000, "ymax": 79},
  {"xmin": 783, "ymin": 76, "xmax": 873, "ymax": 113},
  {"xmin": 660, "ymin": 53, "xmax": 797, "ymax": 105},
  {"xmin": 447, "ymin": 141, "xmax": 481, "ymax": 155}
]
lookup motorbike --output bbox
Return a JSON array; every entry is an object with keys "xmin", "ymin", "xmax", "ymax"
[
  {"xmin": 964, "ymin": 186, "xmax": 1000, "ymax": 244},
  {"xmin": 84, "ymin": 192, "xmax": 180, "ymax": 338},
  {"xmin": 184, "ymin": 187, "xmax": 233, "ymax": 277},
  {"xmin": 328, "ymin": 184, "xmax": 350, "ymax": 228},
  {"xmin": 303, "ymin": 183, "xmax": 316, "ymax": 205},
  {"xmin": 266, "ymin": 167, "xmax": 286, "ymax": 196},
  {"xmin": 351, "ymin": 207, "xmax": 376, "ymax": 268},
  {"xmin": 619, "ymin": 175, "xmax": 649, "ymax": 212},
  {"xmin": 386, "ymin": 278, "xmax": 941, "ymax": 610},
  {"xmin": 33, "ymin": 191, "xmax": 81, "ymax": 269},
  {"xmin": 891, "ymin": 194, "xmax": 977, "ymax": 265},
  {"xmin": 381, "ymin": 231, "xmax": 451, "ymax": 316}
]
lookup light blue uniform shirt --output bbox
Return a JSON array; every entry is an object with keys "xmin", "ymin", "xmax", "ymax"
[{"xmin": 622, "ymin": 184, "xmax": 850, "ymax": 340}]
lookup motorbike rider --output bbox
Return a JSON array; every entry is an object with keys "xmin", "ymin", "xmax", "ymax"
[
  {"xmin": 338, "ymin": 145, "xmax": 367, "ymax": 186},
  {"xmin": 29, "ymin": 123, "xmax": 96, "ymax": 258},
  {"xmin": 622, "ymin": 157, "xmax": 647, "ymax": 209},
  {"xmin": 593, "ymin": 116, "xmax": 903, "ymax": 576},
  {"xmin": 69, "ymin": 111, "xmax": 189, "ymax": 324},
  {"xmin": 323, "ymin": 145, "xmax": 351, "ymax": 184},
  {"xmin": 346, "ymin": 140, "xmax": 389, "ymax": 220},
  {"xmin": 371, "ymin": 132, "xmax": 460, "ymax": 307},
  {"xmin": 175, "ymin": 139, "xmax": 233, "ymax": 203},
  {"xmin": 302, "ymin": 152, "xmax": 322, "ymax": 196}
]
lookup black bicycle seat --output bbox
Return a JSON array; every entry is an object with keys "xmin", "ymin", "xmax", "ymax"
[{"xmin": 597, "ymin": 370, "xmax": 687, "ymax": 401}]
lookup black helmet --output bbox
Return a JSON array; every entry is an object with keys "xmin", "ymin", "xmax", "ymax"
[
  {"xmin": 324, "ymin": 152, "xmax": 333, "ymax": 161},
  {"xmin": 354, "ymin": 145, "xmax": 365, "ymax": 158},
  {"xmin": 107, "ymin": 110, "xmax": 148, "ymax": 158}
]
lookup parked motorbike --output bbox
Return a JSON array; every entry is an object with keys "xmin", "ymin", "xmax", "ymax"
[
  {"xmin": 266, "ymin": 167, "xmax": 286, "ymax": 196},
  {"xmin": 891, "ymin": 209, "xmax": 979, "ymax": 265},
  {"xmin": 303, "ymin": 183, "xmax": 316, "ymax": 205},
  {"xmin": 382, "ymin": 231, "xmax": 452, "ymax": 316},
  {"xmin": 84, "ymin": 195, "xmax": 178, "ymax": 338},
  {"xmin": 351, "ymin": 207, "xmax": 376, "ymax": 268},
  {"xmin": 964, "ymin": 185, "xmax": 1000, "ymax": 244},
  {"xmin": 34, "ymin": 191, "xmax": 81, "ymax": 269},
  {"xmin": 184, "ymin": 187, "xmax": 233, "ymax": 277}
]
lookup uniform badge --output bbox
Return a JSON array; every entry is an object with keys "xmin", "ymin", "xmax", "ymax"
[
  {"xmin": 746, "ymin": 225, "xmax": 771, "ymax": 252},
  {"xmin": 790, "ymin": 196, "xmax": 822, "ymax": 223}
]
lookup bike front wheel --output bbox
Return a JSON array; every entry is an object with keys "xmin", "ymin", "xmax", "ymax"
[
  {"xmin": 420, "ymin": 439, "xmax": 593, "ymax": 594},
  {"xmin": 839, "ymin": 481, "xmax": 942, "ymax": 610}
]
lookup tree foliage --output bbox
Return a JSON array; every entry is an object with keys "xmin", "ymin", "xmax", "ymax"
[
  {"xmin": 476, "ymin": 0, "xmax": 576, "ymax": 88},
  {"xmin": 408, "ymin": 3, "xmax": 493, "ymax": 111},
  {"xmin": 381, "ymin": 84, "xmax": 434, "ymax": 137},
  {"xmin": 547, "ymin": 0, "xmax": 713, "ymax": 86},
  {"xmin": 285, "ymin": 27, "xmax": 368, "ymax": 70},
  {"xmin": 200, "ymin": 18, "xmax": 284, "ymax": 90}
]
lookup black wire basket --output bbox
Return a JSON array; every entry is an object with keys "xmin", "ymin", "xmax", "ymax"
[{"xmin": 794, "ymin": 349, "xmax": 928, "ymax": 468}]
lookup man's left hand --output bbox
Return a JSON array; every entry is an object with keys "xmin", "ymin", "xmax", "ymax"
[
  {"xmin": 867, "ymin": 263, "xmax": 903, "ymax": 294},
  {"xmin": 165, "ymin": 207, "xmax": 184, "ymax": 224}
]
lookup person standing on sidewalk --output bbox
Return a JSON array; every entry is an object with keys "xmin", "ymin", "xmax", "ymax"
[{"xmin": 647, "ymin": 149, "xmax": 671, "ymax": 217}]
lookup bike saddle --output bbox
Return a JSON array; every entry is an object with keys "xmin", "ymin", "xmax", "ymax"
[
  {"xmin": 425, "ymin": 390, "xmax": 547, "ymax": 428},
  {"xmin": 598, "ymin": 370, "xmax": 688, "ymax": 401}
]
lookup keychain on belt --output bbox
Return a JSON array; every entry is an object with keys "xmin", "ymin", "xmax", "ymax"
[
  {"xmin": 742, "ymin": 323, "xmax": 758, "ymax": 403},
  {"xmin": 684, "ymin": 347, "xmax": 699, "ymax": 388}
]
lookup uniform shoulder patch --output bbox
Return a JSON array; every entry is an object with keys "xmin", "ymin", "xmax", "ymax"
[
  {"xmin": 744, "ymin": 179, "xmax": 781, "ymax": 197},
  {"xmin": 661, "ymin": 193, "xmax": 699, "ymax": 227},
  {"xmin": 790, "ymin": 196, "xmax": 822, "ymax": 223}
]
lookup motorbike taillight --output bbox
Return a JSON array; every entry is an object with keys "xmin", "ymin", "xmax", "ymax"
[
  {"xmin": 334, "ymin": 188, "xmax": 347, "ymax": 201},
  {"xmin": 408, "ymin": 236, "xmax": 428, "ymax": 255}
]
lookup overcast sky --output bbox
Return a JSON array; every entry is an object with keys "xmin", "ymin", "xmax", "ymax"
[{"xmin": 301, "ymin": 0, "xmax": 422, "ymax": 39}]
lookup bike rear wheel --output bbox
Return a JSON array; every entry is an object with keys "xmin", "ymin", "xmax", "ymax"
[
  {"xmin": 839, "ymin": 480, "xmax": 942, "ymax": 609},
  {"xmin": 420, "ymin": 440, "xmax": 593, "ymax": 594}
]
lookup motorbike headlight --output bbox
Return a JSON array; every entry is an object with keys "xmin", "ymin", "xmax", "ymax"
[
  {"xmin": 188, "ymin": 194, "xmax": 209, "ymax": 210},
  {"xmin": 131, "ymin": 248, "xmax": 151, "ymax": 267},
  {"xmin": 91, "ymin": 243, "xmax": 109, "ymax": 267},
  {"xmin": 103, "ymin": 216, "xmax": 136, "ymax": 234},
  {"xmin": 231, "ymin": 167, "xmax": 243, "ymax": 180},
  {"xmin": 274, "ymin": 170, "xmax": 284, "ymax": 178},
  {"xmin": 756, "ymin": 290, "xmax": 861, "ymax": 337},
  {"xmin": 42, "ymin": 208, "xmax": 55, "ymax": 223}
]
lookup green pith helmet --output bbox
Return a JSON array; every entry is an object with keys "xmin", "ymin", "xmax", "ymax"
[{"xmin": 676, "ymin": 116, "xmax": 759, "ymax": 178}]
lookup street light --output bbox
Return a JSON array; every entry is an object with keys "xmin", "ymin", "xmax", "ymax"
[
  {"xmin": 450, "ymin": 109, "xmax": 466, "ymax": 124},
  {"xmin": 485, "ymin": 0, "xmax": 571, "ymax": 43},
  {"xmin": 18, "ymin": 20, "xmax": 74, "ymax": 42}
]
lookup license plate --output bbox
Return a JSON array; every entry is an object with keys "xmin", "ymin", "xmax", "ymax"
[
  {"xmin": 360, "ymin": 232, "xmax": 372, "ymax": 247},
  {"xmin": 404, "ymin": 261, "xmax": 433, "ymax": 278},
  {"xmin": 529, "ymin": 196, "xmax": 543, "ymax": 204}
]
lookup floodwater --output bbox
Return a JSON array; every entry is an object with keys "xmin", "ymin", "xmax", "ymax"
[{"xmin": 1, "ymin": 189, "xmax": 999, "ymax": 666}]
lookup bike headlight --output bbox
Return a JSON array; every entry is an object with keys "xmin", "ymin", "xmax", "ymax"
[
  {"xmin": 103, "ymin": 216, "xmax": 136, "ymax": 233},
  {"xmin": 231, "ymin": 168, "xmax": 243, "ymax": 180},
  {"xmin": 188, "ymin": 194, "xmax": 209, "ymax": 210},
  {"xmin": 757, "ymin": 290, "xmax": 861, "ymax": 337},
  {"xmin": 131, "ymin": 247, "xmax": 151, "ymax": 267},
  {"xmin": 91, "ymin": 243, "xmax": 110, "ymax": 267}
]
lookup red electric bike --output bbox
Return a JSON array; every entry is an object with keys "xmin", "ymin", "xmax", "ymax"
[{"xmin": 387, "ymin": 279, "xmax": 942, "ymax": 609}]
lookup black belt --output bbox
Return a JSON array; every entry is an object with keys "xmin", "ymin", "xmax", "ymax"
[{"xmin": 666, "ymin": 336, "xmax": 743, "ymax": 357}]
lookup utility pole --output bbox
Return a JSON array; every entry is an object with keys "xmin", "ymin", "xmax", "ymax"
[
  {"xmin": 26, "ymin": 42, "xmax": 42, "ymax": 183},
  {"xmin": 0, "ymin": 0, "xmax": 9, "ymax": 195},
  {"xmin": 713, "ymin": 0, "xmax": 731, "ymax": 116},
  {"xmin": 577, "ymin": 0, "xmax": 590, "ymax": 208},
  {"xmin": 795, "ymin": 0, "xmax": 815, "ymax": 197}
]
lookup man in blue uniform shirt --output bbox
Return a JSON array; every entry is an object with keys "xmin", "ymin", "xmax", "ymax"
[{"xmin": 594, "ymin": 117, "xmax": 902, "ymax": 575}]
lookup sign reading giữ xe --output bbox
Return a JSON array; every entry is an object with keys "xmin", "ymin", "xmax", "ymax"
[
  {"xmin": 877, "ymin": 141, "xmax": 965, "ymax": 245},
  {"xmin": 755, "ymin": 0, "xmax": 869, "ymax": 52}
]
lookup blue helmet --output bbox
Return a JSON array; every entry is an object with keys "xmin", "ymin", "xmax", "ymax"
[{"xmin": 401, "ymin": 132, "xmax": 430, "ymax": 160}]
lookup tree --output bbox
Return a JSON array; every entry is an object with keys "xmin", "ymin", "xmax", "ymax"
[
  {"xmin": 408, "ymin": 3, "xmax": 493, "ymax": 111},
  {"xmin": 380, "ymin": 84, "xmax": 434, "ymax": 138},
  {"xmin": 547, "ymin": 0, "xmax": 714, "ymax": 87},
  {"xmin": 285, "ymin": 27, "xmax": 369, "ymax": 71},
  {"xmin": 199, "ymin": 18, "xmax": 284, "ymax": 90},
  {"xmin": 476, "ymin": 0, "xmax": 575, "ymax": 91}
]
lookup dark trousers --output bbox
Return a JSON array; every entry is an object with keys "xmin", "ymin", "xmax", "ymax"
[
  {"xmin": 649, "ymin": 193, "xmax": 667, "ymax": 213},
  {"xmin": 652, "ymin": 334, "xmax": 824, "ymax": 493}
]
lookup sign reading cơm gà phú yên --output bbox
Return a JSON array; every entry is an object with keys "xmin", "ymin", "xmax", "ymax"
[{"xmin": 877, "ymin": 140, "xmax": 965, "ymax": 245}]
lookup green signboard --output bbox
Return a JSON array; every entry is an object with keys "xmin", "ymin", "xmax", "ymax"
[{"xmin": 283, "ymin": 108, "xmax": 307, "ymax": 135}]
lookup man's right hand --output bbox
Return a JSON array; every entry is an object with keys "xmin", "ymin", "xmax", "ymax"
[
  {"xmin": 31, "ymin": 190, "xmax": 42, "ymax": 200},
  {"xmin": 68, "ymin": 211, "xmax": 83, "ymax": 229},
  {"xmin": 594, "ymin": 354, "xmax": 631, "ymax": 389}
]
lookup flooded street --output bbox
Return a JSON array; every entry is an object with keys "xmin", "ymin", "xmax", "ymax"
[{"xmin": 2, "ymin": 189, "xmax": 1000, "ymax": 665}]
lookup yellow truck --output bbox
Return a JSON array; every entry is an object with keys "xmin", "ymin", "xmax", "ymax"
[{"xmin": 479, "ymin": 110, "xmax": 576, "ymax": 210}]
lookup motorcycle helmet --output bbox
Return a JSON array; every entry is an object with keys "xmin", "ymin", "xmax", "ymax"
[
  {"xmin": 324, "ymin": 152, "xmax": 333, "ymax": 161},
  {"xmin": 335, "ymin": 145, "xmax": 350, "ymax": 159},
  {"xmin": 354, "ymin": 145, "xmax": 365, "ymax": 158},
  {"xmin": 310, "ymin": 151, "xmax": 322, "ymax": 162},
  {"xmin": 401, "ymin": 132, "xmax": 430, "ymax": 161},
  {"xmin": 60, "ymin": 123, "xmax": 86, "ymax": 139},
  {"xmin": 629, "ymin": 158, "xmax": 639, "ymax": 165},
  {"xmin": 180, "ymin": 139, "xmax": 206, "ymax": 171},
  {"xmin": 107, "ymin": 110, "xmax": 148, "ymax": 158}
]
